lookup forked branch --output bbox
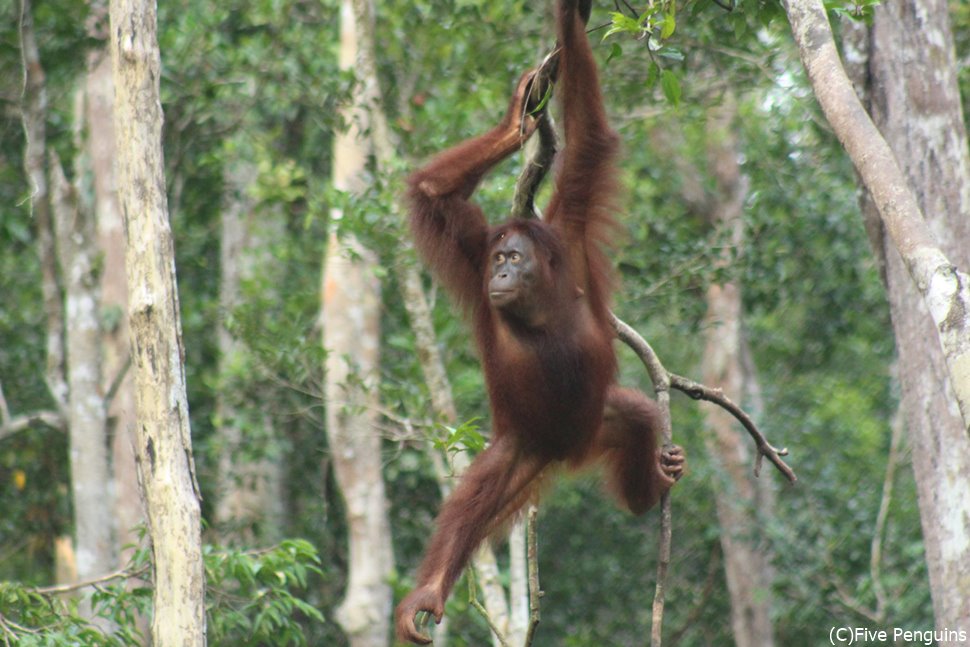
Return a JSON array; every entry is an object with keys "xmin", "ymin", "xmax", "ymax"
[{"xmin": 612, "ymin": 314, "xmax": 797, "ymax": 483}]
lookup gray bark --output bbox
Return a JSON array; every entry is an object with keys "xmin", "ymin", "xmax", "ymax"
[
  {"xmin": 323, "ymin": 234, "xmax": 392, "ymax": 645},
  {"xmin": 840, "ymin": 1, "xmax": 970, "ymax": 636},
  {"xmin": 51, "ymin": 153, "xmax": 115, "ymax": 586},
  {"xmin": 784, "ymin": 0, "xmax": 970, "ymax": 434}
]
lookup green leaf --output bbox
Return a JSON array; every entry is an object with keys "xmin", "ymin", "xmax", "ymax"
[
  {"xmin": 604, "ymin": 11, "xmax": 643, "ymax": 39},
  {"xmin": 658, "ymin": 47, "xmax": 685, "ymax": 62},
  {"xmin": 606, "ymin": 42, "xmax": 623, "ymax": 64},
  {"xmin": 660, "ymin": 3, "xmax": 677, "ymax": 39},
  {"xmin": 645, "ymin": 61, "xmax": 661, "ymax": 89},
  {"xmin": 661, "ymin": 69, "xmax": 682, "ymax": 106},
  {"xmin": 528, "ymin": 84, "xmax": 554, "ymax": 115}
]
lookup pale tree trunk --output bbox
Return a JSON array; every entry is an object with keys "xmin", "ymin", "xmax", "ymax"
[
  {"xmin": 323, "ymin": 235, "xmax": 390, "ymax": 645},
  {"xmin": 322, "ymin": 1, "xmax": 393, "ymax": 643},
  {"xmin": 336, "ymin": 0, "xmax": 519, "ymax": 641},
  {"xmin": 506, "ymin": 520, "xmax": 529, "ymax": 645},
  {"xmin": 19, "ymin": 0, "xmax": 68, "ymax": 413},
  {"xmin": 23, "ymin": 0, "xmax": 117, "ymax": 602},
  {"xmin": 51, "ymin": 149, "xmax": 116, "ymax": 588},
  {"xmin": 83, "ymin": 45, "xmax": 143, "ymax": 556},
  {"xmin": 215, "ymin": 157, "xmax": 285, "ymax": 544},
  {"xmin": 74, "ymin": 2, "xmax": 142, "ymax": 558},
  {"xmin": 783, "ymin": 0, "xmax": 970, "ymax": 435},
  {"xmin": 109, "ymin": 0, "xmax": 206, "ymax": 644},
  {"xmin": 839, "ymin": 1, "xmax": 970, "ymax": 637},
  {"xmin": 80, "ymin": 31, "xmax": 147, "ymax": 640},
  {"xmin": 19, "ymin": 0, "xmax": 72, "ymax": 587},
  {"xmin": 699, "ymin": 99, "xmax": 775, "ymax": 647}
]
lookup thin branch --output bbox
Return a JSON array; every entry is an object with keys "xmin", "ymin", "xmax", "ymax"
[
  {"xmin": 611, "ymin": 314, "xmax": 797, "ymax": 483},
  {"xmin": 0, "ymin": 410, "xmax": 64, "ymax": 440},
  {"xmin": 709, "ymin": 0, "xmax": 736, "ymax": 12},
  {"xmin": 0, "ymin": 613, "xmax": 37, "ymax": 639},
  {"xmin": 103, "ymin": 355, "xmax": 132, "ymax": 411},
  {"xmin": 608, "ymin": 318, "xmax": 675, "ymax": 647},
  {"xmin": 468, "ymin": 570, "xmax": 511, "ymax": 647},
  {"xmin": 616, "ymin": 0, "xmax": 639, "ymax": 17},
  {"xmin": 33, "ymin": 564, "xmax": 150, "ymax": 596},
  {"xmin": 870, "ymin": 407, "xmax": 904, "ymax": 620},
  {"xmin": 651, "ymin": 488, "xmax": 672, "ymax": 647},
  {"xmin": 668, "ymin": 372, "xmax": 795, "ymax": 482},
  {"xmin": 524, "ymin": 504, "xmax": 542, "ymax": 646},
  {"xmin": 0, "ymin": 382, "xmax": 10, "ymax": 423}
]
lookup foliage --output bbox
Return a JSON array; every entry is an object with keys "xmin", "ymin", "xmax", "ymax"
[
  {"xmin": 0, "ymin": 540, "xmax": 323, "ymax": 647},
  {"xmin": 206, "ymin": 540, "xmax": 325, "ymax": 646},
  {"xmin": 0, "ymin": 582, "xmax": 145, "ymax": 647}
]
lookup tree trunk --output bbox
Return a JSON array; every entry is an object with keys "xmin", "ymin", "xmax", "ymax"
[
  {"xmin": 840, "ymin": 1, "xmax": 970, "ymax": 637},
  {"xmin": 51, "ymin": 152, "xmax": 116, "ymax": 591},
  {"xmin": 783, "ymin": 0, "xmax": 970, "ymax": 434},
  {"xmin": 19, "ymin": 0, "xmax": 68, "ymax": 413},
  {"xmin": 76, "ymin": 34, "xmax": 144, "ymax": 557},
  {"xmin": 699, "ymin": 99, "xmax": 775, "ymax": 647},
  {"xmin": 323, "ymin": 235, "xmax": 391, "ymax": 645},
  {"xmin": 109, "ymin": 0, "xmax": 206, "ymax": 643},
  {"xmin": 322, "ymin": 1, "xmax": 394, "ymax": 643},
  {"xmin": 336, "ymin": 0, "xmax": 520, "ymax": 640},
  {"xmin": 216, "ymin": 157, "xmax": 286, "ymax": 544}
]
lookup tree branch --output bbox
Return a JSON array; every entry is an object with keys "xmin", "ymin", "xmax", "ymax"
[
  {"xmin": 785, "ymin": 0, "xmax": 970, "ymax": 435},
  {"xmin": 33, "ymin": 563, "xmax": 149, "ymax": 596},
  {"xmin": 469, "ymin": 569, "xmax": 511, "ymax": 647},
  {"xmin": 612, "ymin": 313, "xmax": 797, "ymax": 484},
  {"xmin": 524, "ymin": 504, "xmax": 542, "ymax": 647},
  {"xmin": 0, "ymin": 379, "xmax": 65, "ymax": 440},
  {"xmin": 0, "ymin": 411, "xmax": 64, "ymax": 440}
]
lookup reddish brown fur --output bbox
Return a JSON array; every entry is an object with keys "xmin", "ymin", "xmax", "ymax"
[{"xmin": 396, "ymin": 2, "xmax": 681, "ymax": 643}]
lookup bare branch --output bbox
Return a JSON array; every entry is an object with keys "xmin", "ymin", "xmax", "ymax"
[
  {"xmin": 524, "ymin": 504, "xmax": 542, "ymax": 647},
  {"xmin": 103, "ymin": 355, "xmax": 132, "ymax": 411},
  {"xmin": 33, "ymin": 563, "xmax": 149, "ymax": 596},
  {"xmin": 0, "ymin": 411, "xmax": 64, "ymax": 440},
  {"xmin": 0, "ymin": 380, "xmax": 65, "ymax": 441},
  {"xmin": 469, "ymin": 570, "xmax": 511, "ymax": 647},
  {"xmin": 607, "ymin": 318, "xmax": 675, "ymax": 647},
  {"xmin": 870, "ymin": 408, "xmax": 904, "ymax": 620},
  {"xmin": 611, "ymin": 313, "xmax": 797, "ymax": 484},
  {"xmin": 0, "ymin": 382, "xmax": 9, "ymax": 424},
  {"xmin": 669, "ymin": 373, "xmax": 796, "ymax": 483}
]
